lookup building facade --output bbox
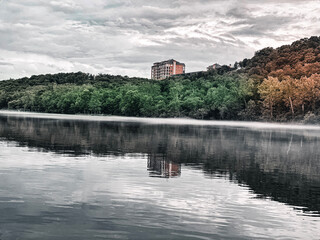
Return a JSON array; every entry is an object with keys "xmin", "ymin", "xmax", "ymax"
[{"xmin": 151, "ymin": 59, "xmax": 185, "ymax": 80}]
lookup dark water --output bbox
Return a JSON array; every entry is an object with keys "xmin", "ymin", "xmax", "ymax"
[{"xmin": 0, "ymin": 113, "xmax": 319, "ymax": 239}]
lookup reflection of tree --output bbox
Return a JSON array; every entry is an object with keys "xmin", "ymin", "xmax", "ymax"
[
  {"xmin": 147, "ymin": 154, "xmax": 181, "ymax": 178},
  {"xmin": 0, "ymin": 115, "xmax": 320, "ymax": 214}
]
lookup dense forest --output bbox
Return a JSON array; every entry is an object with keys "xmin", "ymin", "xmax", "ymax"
[{"xmin": 1, "ymin": 36, "xmax": 320, "ymax": 122}]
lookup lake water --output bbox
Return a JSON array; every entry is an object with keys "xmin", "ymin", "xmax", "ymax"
[{"xmin": 0, "ymin": 112, "xmax": 319, "ymax": 240}]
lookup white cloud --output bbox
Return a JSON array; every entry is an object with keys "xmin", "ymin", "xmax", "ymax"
[{"xmin": 0, "ymin": 0, "xmax": 319, "ymax": 80}]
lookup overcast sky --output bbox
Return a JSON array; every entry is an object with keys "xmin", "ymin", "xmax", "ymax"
[{"xmin": 0, "ymin": 0, "xmax": 320, "ymax": 80}]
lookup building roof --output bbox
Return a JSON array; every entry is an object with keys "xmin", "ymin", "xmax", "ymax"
[{"xmin": 153, "ymin": 59, "xmax": 185, "ymax": 66}]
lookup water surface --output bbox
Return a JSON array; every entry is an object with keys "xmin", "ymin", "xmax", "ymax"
[{"xmin": 0, "ymin": 112, "xmax": 319, "ymax": 239}]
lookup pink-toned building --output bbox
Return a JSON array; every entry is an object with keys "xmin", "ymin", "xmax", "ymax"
[{"xmin": 151, "ymin": 59, "xmax": 185, "ymax": 80}]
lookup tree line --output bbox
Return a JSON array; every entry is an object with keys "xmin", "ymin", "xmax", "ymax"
[
  {"xmin": 0, "ymin": 72, "xmax": 254, "ymax": 119},
  {"xmin": 1, "ymin": 36, "xmax": 320, "ymax": 122}
]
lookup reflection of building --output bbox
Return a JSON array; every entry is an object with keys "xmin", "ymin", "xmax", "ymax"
[
  {"xmin": 147, "ymin": 154, "xmax": 181, "ymax": 178},
  {"xmin": 151, "ymin": 59, "xmax": 185, "ymax": 80}
]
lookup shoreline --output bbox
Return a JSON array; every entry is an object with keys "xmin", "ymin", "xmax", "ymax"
[{"xmin": 1, "ymin": 110, "xmax": 320, "ymax": 131}]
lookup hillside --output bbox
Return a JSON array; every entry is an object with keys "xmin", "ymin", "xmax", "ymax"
[
  {"xmin": 0, "ymin": 36, "xmax": 320, "ymax": 122},
  {"xmin": 237, "ymin": 36, "xmax": 320, "ymax": 121}
]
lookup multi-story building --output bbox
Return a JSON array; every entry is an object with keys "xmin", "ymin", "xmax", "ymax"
[{"xmin": 151, "ymin": 59, "xmax": 185, "ymax": 80}]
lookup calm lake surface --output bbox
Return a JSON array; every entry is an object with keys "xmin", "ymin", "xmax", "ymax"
[{"xmin": 0, "ymin": 112, "xmax": 319, "ymax": 240}]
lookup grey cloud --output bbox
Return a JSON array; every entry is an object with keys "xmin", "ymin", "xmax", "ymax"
[
  {"xmin": 232, "ymin": 15, "xmax": 293, "ymax": 30},
  {"xmin": 0, "ymin": 0, "xmax": 319, "ymax": 80},
  {"xmin": 226, "ymin": 7, "xmax": 252, "ymax": 19},
  {"xmin": 48, "ymin": 1, "xmax": 82, "ymax": 14},
  {"xmin": 0, "ymin": 61, "xmax": 13, "ymax": 66}
]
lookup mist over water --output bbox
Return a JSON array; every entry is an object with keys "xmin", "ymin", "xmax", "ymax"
[
  {"xmin": 2, "ymin": 110, "xmax": 320, "ymax": 131},
  {"xmin": 0, "ymin": 112, "xmax": 319, "ymax": 239}
]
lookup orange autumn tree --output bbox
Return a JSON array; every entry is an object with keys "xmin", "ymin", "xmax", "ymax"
[
  {"xmin": 238, "ymin": 37, "xmax": 320, "ymax": 120},
  {"xmin": 258, "ymin": 77, "xmax": 282, "ymax": 119},
  {"xmin": 279, "ymin": 76, "xmax": 297, "ymax": 117},
  {"xmin": 259, "ymin": 74, "xmax": 320, "ymax": 120},
  {"xmin": 296, "ymin": 74, "xmax": 320, "ymax": 113}
]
